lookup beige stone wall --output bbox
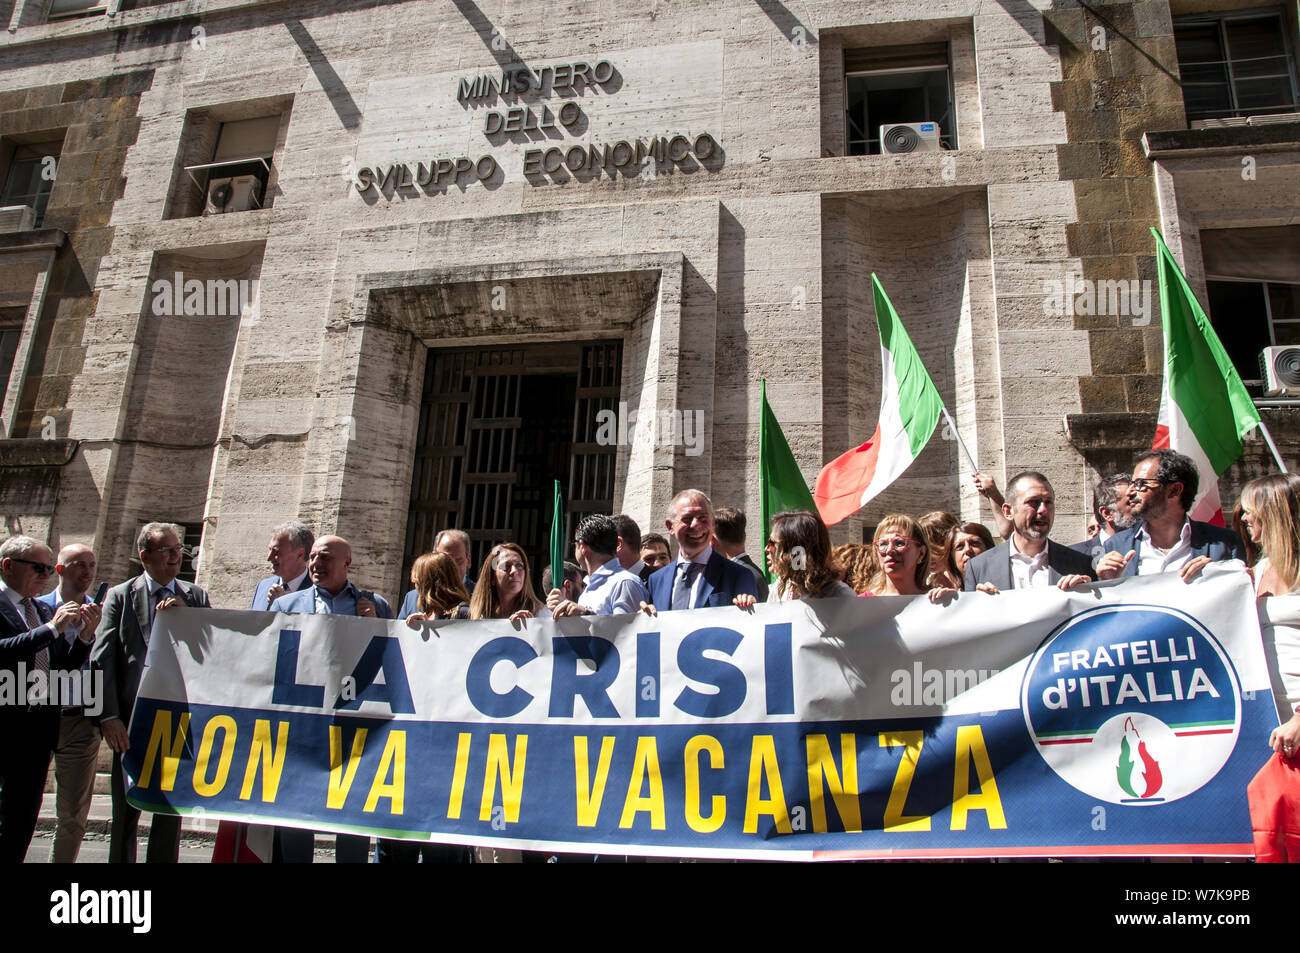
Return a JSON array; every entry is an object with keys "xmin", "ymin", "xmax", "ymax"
[{"xmin": 0, "ymin": 0, "xmax": 1294, "ymax": 603}]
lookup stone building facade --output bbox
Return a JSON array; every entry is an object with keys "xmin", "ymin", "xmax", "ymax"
[{"xmin": 0, "ymin": 0, "xmax": 1296, "ymax": 606}]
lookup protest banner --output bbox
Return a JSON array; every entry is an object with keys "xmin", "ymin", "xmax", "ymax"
[{"xmin": 124, "ymin": 567, "xmax": 1276, "ymax": 859}]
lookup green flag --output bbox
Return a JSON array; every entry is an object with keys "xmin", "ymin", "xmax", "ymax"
[
  {"xmin": 759, "ymin": 379, "xmax": 817, "ymax": 583},
  {"xmin": 549, "ymin": 479, "xmax": 564, "ymax": 593}
]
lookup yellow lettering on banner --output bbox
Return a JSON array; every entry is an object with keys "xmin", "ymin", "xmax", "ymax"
[
  {"xmin": 743, "ymin": 735, "xmax": 792, "ymax": 835},
  {"xmin": 447, "ymin": 732, "xmax": 471, "ymax": 820},
  {"xmin": 480, "ymin": 733, "xmax": 527, "ymax": 823},
  {"xmin": 619, "ymin": 737, "xmax": 666, "ymax": 830},
  {"xmin": 327, "ymin": 725, "xmax": 368, "ymax": 810},
  {"xmin": 574, "ymin": 736, "xmax": 615, "ymax": 828},
  {"xmin": 951, "ymin": 725, "xmax": 1006, "ymax": 830},
  {"xmin": 683, "ymin": 735, "xmax": 725, "ymax": 833},
  {"xmin": 364, "ymin": 730, "xmax": 406, "ymax": 814},
  {"xmin": 879, "ymin": 731, "xmax": 930, "ymax": 832},
  {"xmin": 806, "ymin": 733, "xmax": 862, "ymax": 833},
  {"xmin": 138, "ymin": 710, "xmax": 191, "ymax": 791},
  {"xmin": 239, "ymin": 720, "xmax": 289, "ymax": 802},
  {"xmin": 192, "ymin": 715, "xmax": 238, "ymax": 797}
]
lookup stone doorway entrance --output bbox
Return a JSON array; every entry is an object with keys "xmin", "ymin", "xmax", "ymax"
[{"xmin": 403, "ymin": 338, "xmax": 621, "ymax": 590}]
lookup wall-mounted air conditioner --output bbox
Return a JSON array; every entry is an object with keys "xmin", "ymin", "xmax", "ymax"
[
  {"xmin": 880, "ymin": 122, "xmax": 942, "ymax": 154},
  {"xmin": 1261, "ymin": 346, "xmax": 1300, "ymax": 397},
  {"xmin": 204, "ymin": 175, "xmax": 263, "ymax": 215},
  {"xmin": 0, "ymin": 205, "xmax": 36, "ymax": 233}
]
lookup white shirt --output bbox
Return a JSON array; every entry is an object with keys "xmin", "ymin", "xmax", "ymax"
[
  {"xmin": 1135, "ymin": 519, "xmax": 1194, "ymax": 576},
  {"xmin": 578, "ymin": 558, "xmax": 649, "ymax": 615},
  {"xmin": 673, "ymin": 546, "xmax": 714, "ymax": 609},
  {"xmin": 1009, "ymin": 536, "xmax": 1050, "ymax": 589},
  {"xmin": 281, "ymin": 569, "xmax": 309, "ymax": 592},
  {"xmin": 767, "ymin": 580, "xmax": 857, "ymax": 602}
]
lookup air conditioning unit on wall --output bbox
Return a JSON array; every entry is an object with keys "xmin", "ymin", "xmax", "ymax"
[
  {"xmin": 1261, "ymin": 346, "xmax": 1300, "ymax": 397},
  {"xmin": 204, "ymin": 175, "xmax": 263, "ymax": 215},
  {"xmin": 880, "ymin": 122, "xmax": 942, "ymax": 154}
]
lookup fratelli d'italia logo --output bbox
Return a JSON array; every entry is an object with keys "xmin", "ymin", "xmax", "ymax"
[{"xmin": 1020, "ymin": 605, "xmax": 1240, "ymax": 805}]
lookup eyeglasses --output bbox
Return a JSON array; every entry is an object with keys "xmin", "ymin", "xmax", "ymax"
[
  {"xmin": 1129, "ymin": 478, "xmax": 1164, "ymax": 493},
  {"xmin": 764, "ymin": 538, "xmax": 778, "ymax": 549},
  {"xmin": 148, "ymin": 545, "xmax": 185, "ymax": 557},
  {"xmin": 10, "ymin": 558, "xmax": 54, "ymax": 575},
  {"xmin": 875, "ymin": 537, "xmax": 915, "ymax": 554}
]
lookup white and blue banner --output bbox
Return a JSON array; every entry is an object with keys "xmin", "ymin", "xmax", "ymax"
[{"xmin": 125, "ymin": 567, "xmax": 1278, "ymax": 859}]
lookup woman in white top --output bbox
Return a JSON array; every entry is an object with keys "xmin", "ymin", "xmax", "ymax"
[
  {"xmin": 1235, "ymin": 474, "xmax": 1300, "ymax": 759},
  {"xmin": 733, "ymin": 509, "xmax": 855, "ymax": 606}
]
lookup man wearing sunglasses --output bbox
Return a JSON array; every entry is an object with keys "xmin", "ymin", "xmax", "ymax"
[
  {"xmin": 0, "ymin": 535, "xmax": 100, "ymax": 862},
  {"xmin": 1098, "ymin": 449, "xmax": 1246, "ymax": 582},
  {"xmin": 93, "ymin": 521, "xmax": 209, "ymax": 863}
]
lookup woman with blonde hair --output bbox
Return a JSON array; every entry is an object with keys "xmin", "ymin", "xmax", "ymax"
[
  {"xmin": 864, "ymin": 514, "xmax": 933, "ymax": 597},
  {"xmin": 403, "ymin": 552, "xmax": 472, "ymax": 625},
  {"xmin": 1235, "ymin": 475, "xmax": 1300, "ymax": 762},
  {"xmin": 1236, "ymin": 473, "xmax": 1300, "ymax": 598},
  {"xmin": 468, "ymin": 542, "xmax": 544, "ymax": 621}
]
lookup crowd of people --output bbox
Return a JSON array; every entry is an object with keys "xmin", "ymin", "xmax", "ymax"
[{"xmin": 1, "ymin": 447, "xmax": 1297, "ymax": 864}]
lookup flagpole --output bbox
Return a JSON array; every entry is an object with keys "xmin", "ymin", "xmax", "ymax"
[
  {"xmin": 1256, "ymin": 419, "xmax": 1290, "ymax": 473},
  {"xmin": 940, "ymin": 405, "xmax": 979, "ymax": 474}
]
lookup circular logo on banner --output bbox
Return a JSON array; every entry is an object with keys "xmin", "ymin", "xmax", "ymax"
[{"xmin": 1020, "ymin": 604, "xmax": 1241, "ymax": 805}]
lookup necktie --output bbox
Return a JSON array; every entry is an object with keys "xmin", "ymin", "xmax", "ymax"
[
  {"xmin": 149, "ymin": 586, "xmax": 173, "ymax": 634},
  {"xmin": 22, "ymin": 597, "xmax": 49, "ymax": 682},
  {"xmin": 671, "ymin": 563, "xmax": 699, "ymax": 610}
]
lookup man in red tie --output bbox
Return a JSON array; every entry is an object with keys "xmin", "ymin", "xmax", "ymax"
[{"xmin": 0, "ymin": 535, "xmax": 100, "ymax": 863}]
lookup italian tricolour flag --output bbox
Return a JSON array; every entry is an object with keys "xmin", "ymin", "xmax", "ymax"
[
  {"xmin": 814, "ymin": 274, "xmax": 944, "ymax": 525},
  {"xmin": 1150, "ymin": 228, "xmax": 1260, "ymax": 526}
]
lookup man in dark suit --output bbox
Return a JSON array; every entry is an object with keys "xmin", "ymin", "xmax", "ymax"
[
  {"xmin": 251, "ymin": 521, "xmax": 314, "ymax": 609},
  {"xmin": 92, "ymin": 522, "xmax": 210, "ymax": 863},
  {"xmin": 712, "ymin": 506, "xmax": 769, "ymax": 602},
  {"xmin": 642, "ymin": 490, "xmax": 759, "ymax": 613},
  {"xmin": 963, "ymin": 472, "xmax": 1096, "ymax": 593},
  {"xmin": 1098, "ymin": 449, "xmax": 1246, "ymax": 582},
  {"xmin": 0, "ymin": 536, "xmax": 100, "ymax": 863}
]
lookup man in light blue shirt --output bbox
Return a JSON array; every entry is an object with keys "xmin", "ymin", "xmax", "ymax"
[
  {"xmin": 268, "ymin": 534, "xmax": 390, "ymax": 863},
  {"xmin": 548, "ymin": 515, "xmax": 647, "ymax": 617},
  {"xmin": 269, "ymin": 535, "xmax": 393, "ymax": 620}
]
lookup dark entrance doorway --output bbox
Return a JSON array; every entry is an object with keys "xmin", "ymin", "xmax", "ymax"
[{"xmin": 403, "ymin": 340, "xmax": 622, "ymax": 599}]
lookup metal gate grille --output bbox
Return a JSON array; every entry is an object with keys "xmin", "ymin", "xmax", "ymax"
[{"xmin": 404, "ymin": 340, "xmax": 622, "ymax": 591}]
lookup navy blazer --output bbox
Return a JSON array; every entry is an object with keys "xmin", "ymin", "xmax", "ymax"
[
  {"xmin": 250, "ymin": 573, "xmax": 312, "ymax": 610},
  {"xmin": 962, "ymin": 539, "xmax": 1096, "ymax": 591},
  {"xmin": 0, "ymin": 593, "xmax": 90, "ymax": 747},
  {"xmin": 1102, "ymin": 520, "xmax": 1246, "ymax": 577},
  {"xmin": 646, "ymin": 550, "xmax": 759, "ymax": 610}
]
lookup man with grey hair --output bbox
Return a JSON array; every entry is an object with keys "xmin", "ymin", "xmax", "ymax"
[
  {"xmin": 642, "ymin": 490, "xmax": 758, "ymax": 614},
  {"xmin": 400, "ymin": 528, "xmax": 475, "ymax": 617},
  {"xmin": 0, "ymin": 535, "xmax": 100, "ymax": 862},
  {"xmin": 252, "ymin": 521, "xmax": 315, "ymax": 609},
  {"xmin": 93, "ymin": 521, "xmax": 209, "ymax": 863},
  {"xmin": 35, "ymin": 543, "xmax": 102, "ymax": 863},
  {"xmin": 1070, "ymin": 474, "xmax": 1135, "ymax": 568}
]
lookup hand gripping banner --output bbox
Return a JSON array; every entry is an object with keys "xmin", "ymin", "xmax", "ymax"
[{"xmin": 125, "ymin": 567, "xmax": 1276, "ymax": 859}]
